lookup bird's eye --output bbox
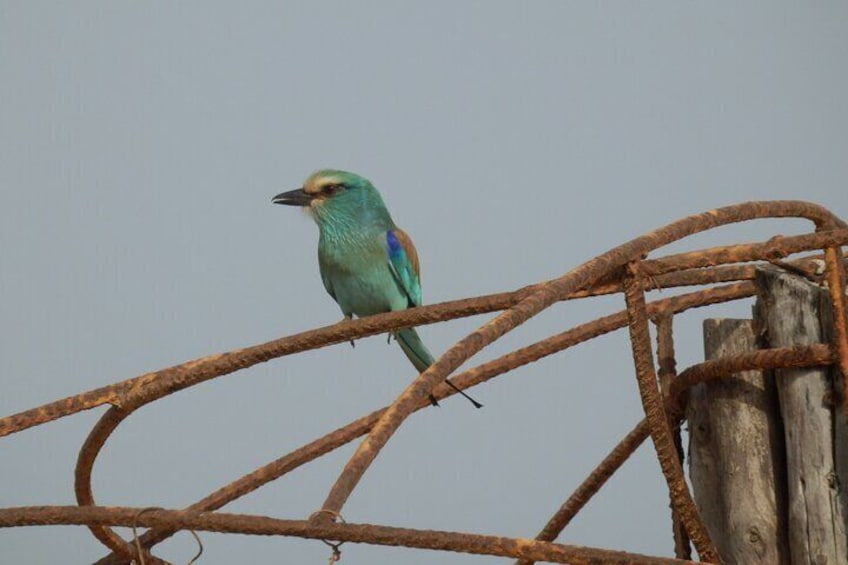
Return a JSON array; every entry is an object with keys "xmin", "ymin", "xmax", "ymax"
[{"xmin": 323, "ymin": 184, "xmax": 343, "ymax": 195}]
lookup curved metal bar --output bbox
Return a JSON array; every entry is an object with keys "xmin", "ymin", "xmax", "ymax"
[{"xmin": 74, "ymin": 407, "xmax": 137, "ymax": 559}]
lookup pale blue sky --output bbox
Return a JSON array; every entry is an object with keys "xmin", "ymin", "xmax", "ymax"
[{"xmin": 1, "ymin": 2, "xmax": 846, "ymax": 563}]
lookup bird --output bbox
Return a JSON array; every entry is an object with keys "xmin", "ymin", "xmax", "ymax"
[{"xmin": 272, "ymin": 169, "xmax": 482, "ymax": 408}]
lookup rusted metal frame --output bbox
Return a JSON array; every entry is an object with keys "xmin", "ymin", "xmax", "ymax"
[
  {"xmin": 316, "ymin": 201, "xmax": 843, "ymax": 523},
  {"xmin": 5, "ymin": 201, "xmax": 840, "ymax": 559},
  {"xmin": 623, "ymin": 261, "xmax": 719, "ymax": 562},
  {"xmin": 520, "ymin": 295, "xmax": 832, "ymax": 565},
  {"xmin": 824, "ymin": 246, "xmax": 848, "ymax": 418},
  {"xmin": 654, "ymin": 313, "xmax": 692, "ymax": 561},
  {"xmin": 0, "ymin": 506, "xmax": 702, "ymax": 565},
  {"xmin": 0, "ymin": 268, "xmax": 733, "ymax": 440},
  {"xmin": 0, "ymin": 254, "xmax": 837, "ymax": 441},
  {"xmin": 668, "ymin": 344, "xmax": 835, "ymax": 418},
  {"xmin": 641, "ymin": 229, "xmax": 848, "ymax": 278},
  {"xmin": 3, "ymin": 226, "xmax": 844, "ymax": 442},
  {"xmin": 0, "ymin": 264, "xmax": 755, "ymax": 444},
  {"xmin": 37, "ymin": 201, "xmax": 845, "ymax": 559},
  {"xmin": 514, "ymin": 419, "xmax": 652, "ymax": 565},
  {"xmin": 95, "ymin": 283, "xmax": 755, "ymax": 564}
]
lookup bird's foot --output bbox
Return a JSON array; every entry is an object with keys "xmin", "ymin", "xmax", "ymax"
[{"xmin": 340, "ymin": 315, "xmax": 354, "ymax": 347}]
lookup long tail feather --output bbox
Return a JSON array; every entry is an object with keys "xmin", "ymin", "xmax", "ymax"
[
  {"xmin": 395, "ymin": 328, "xmax": 483, "ymax": 409},
  {"xmin": 395, "ymin": 328, "xmax": 434, "ymax": 373}
]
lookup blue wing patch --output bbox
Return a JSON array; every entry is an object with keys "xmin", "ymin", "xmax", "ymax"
[{"xmin": 386, "ymin": 229, "xmax": 422, "ymax": 308}]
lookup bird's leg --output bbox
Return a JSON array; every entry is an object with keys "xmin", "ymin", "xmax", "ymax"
[
  {"xmin": 387, "ymin": 332, "xmax": 393, "ymax": 344},
  {"xmin": 340, "ymin": 314, "xmax": 355, "ymax": 347}
]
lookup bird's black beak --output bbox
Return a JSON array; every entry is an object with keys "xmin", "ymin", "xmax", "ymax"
[{"xmin": 272, "ymin": 188, "xmax": 313, "ymax": 206}]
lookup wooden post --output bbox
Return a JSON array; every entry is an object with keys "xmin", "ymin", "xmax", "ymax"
[
  {"xmin": 755, "ymin": 267, "xmax": 848, "ymax": 565},
  {"xmin": 688, "ymin": 318, "xmax": 788, "ymax": 564}
]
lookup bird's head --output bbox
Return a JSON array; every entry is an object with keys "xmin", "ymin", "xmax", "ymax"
[{"xmin": 273, "ymin": 169, "xmax": 390, "ymax": 227}]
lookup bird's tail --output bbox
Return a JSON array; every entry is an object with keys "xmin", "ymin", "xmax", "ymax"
[
  {"xmin": 395, "ymin": 327, "xmax": 435, "ymax": 374},
  {"xmin": 395, "ymin": 328, "xmax": 483, "ymax": 408}
]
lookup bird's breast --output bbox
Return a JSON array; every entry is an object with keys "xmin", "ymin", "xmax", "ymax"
[
  {"xmin": 318, "ymin": 232, "xmax": 383, "ymax": 273},
  {"xmin": 317, "ymin": 233, "xmax": 407, "ymax": 316}
]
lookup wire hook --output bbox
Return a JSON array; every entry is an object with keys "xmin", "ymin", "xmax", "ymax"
[{"xmin": 308, "ymin": 510, "xmax": 346, "ymax": 563}]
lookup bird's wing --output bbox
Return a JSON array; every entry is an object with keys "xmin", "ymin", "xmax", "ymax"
[{"xmin": 385, "ymin": 228, "xmax": 422, "ymax": 308}]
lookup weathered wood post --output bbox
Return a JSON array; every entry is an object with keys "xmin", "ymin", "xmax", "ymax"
[
  {"xmin": 755, "ymin": 267, "xmax": 848, "ymax": 565},
  {"xmin": 688, "ymin": 318, "xmax": 788, "ymax": 564},
  {"xmin": 688, "ymin": 267, "xmax": 848, "ymax": 564}
]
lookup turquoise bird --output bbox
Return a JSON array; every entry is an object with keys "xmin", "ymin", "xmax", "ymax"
[{"xmin": 272, "ymin": 169, "xmax": 481, "ymax": 408}]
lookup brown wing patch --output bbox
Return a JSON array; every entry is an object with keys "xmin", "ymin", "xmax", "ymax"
[{"xmin": 392, "ymin": 228, "xmax": 421, "ymax": 281}]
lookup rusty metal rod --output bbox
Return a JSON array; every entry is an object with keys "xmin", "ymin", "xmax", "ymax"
[
  {"xmin": 641, "ymin": 229, "xmax": 848, "ymax": 277},
  {"xmin": 668, "ymin": 344, "xmax": 836, "ymax": 418},
  {"xmin": 824, "ymin": 247, "xmax": 848, "ymax": 418},
  {"xmin": 0, "ymin": 506, "xmax": 702, "ymax": 565},
  {"xmin": 654, "ymin": 314, "xmax": 692, "ymax": 561},
  {"xmin": 623, "ymin": 262, "xmax": 719, "ymax": 561},
  {"xmin": 567, "ymin": 254, "xmax": 834, "ymax": 298}
]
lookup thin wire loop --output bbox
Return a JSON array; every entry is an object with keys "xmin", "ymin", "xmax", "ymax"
[
  {"xmin": 132, "ymin": 507, "xmax": 164, "ymax": 565},
  {"xmin": 309, "ymin": 510, "xmax": 347, "ymax": 563}
]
